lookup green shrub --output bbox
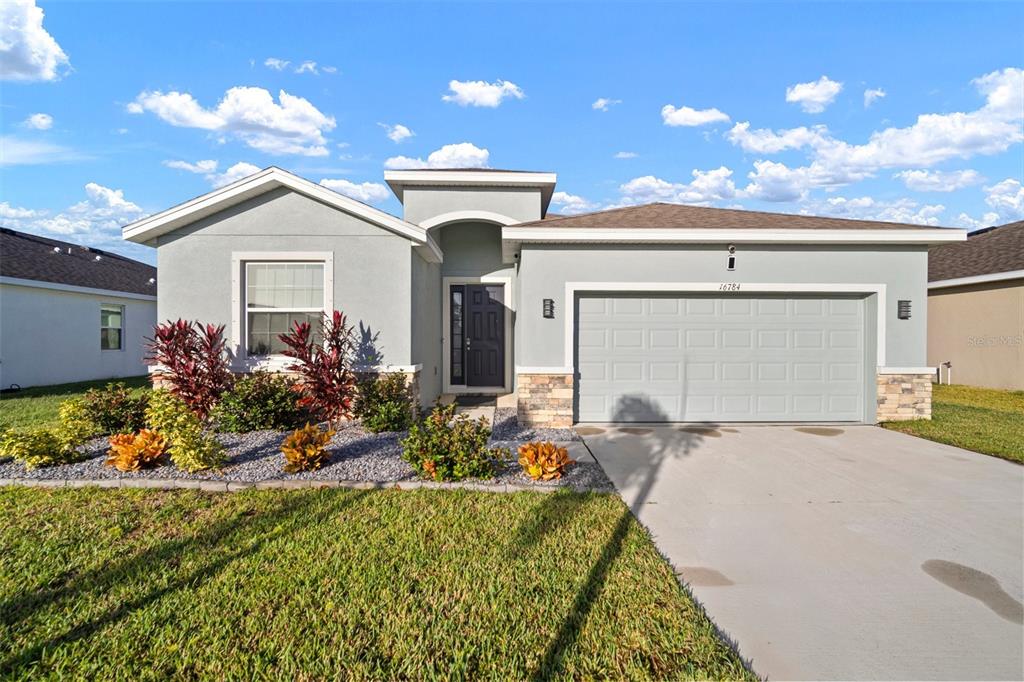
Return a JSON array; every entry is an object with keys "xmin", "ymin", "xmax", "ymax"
[
  {"xmin": 83, "ymin": 382, "xmax": 149, "ymax": 434},
  {"xmin": 55, "ymin": 398, "xmax": 98, "ymax": 451},
  {"xmin": 401, "ymin": 402, "xmax": 509, "ymax": 482},
  {"xmin": 1, "ymin": 429, "xmax": 77, "ymax": 469},
  {"xmin": 212, "ymin": 371, "xmax": 306, "ymax": 432},
  {"xmin": 355, "ymin": 373, "xmax": 414, "ymax": 433},
  {"xmin": 146, "ymin": 390, "xmax": 225, "ymax": 473}
]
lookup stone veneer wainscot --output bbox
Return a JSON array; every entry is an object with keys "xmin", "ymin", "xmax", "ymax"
[
  {"xmin": 876, "ymin": 373, "xmax": 933, "ymax": 421},
  {"xmin": 517, "ymin": 373, "xmax": 574, "ymax": 427}
]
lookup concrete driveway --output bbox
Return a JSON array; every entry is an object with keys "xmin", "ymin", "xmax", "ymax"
[{"xmin": 581, "ymin": 424, "xmax": 1024, "ymax": 681}]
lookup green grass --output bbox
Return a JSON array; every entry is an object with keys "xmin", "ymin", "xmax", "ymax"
[
  {"xmin": 0, "ymin": 376, "xmax": 150, "ymax": 431},
  {"xmin": 883, "ymin": 384, "xmax": 1024, "ymax": 464},
  {"xmin": 0, "ymin": 487, "xmax": 751, "ymax": 680}
]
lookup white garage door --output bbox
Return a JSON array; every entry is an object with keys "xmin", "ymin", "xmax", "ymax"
[{"xmin": 576, "ymin": 295, "xmax": 866, "ymax": 422}]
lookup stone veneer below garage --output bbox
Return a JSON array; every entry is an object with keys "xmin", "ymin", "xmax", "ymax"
[
  {"xmin": 517, "ymin": 373, "xmax": 574, "ymax": 427},
  {"xmin": 876, "ymin": 373, "xmax": 933, "ymax": 421}
]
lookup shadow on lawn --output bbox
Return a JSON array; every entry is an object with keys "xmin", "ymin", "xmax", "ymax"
[{"xmin": 0, "ymin": 489, "xmax": 370, "ymax": 675}]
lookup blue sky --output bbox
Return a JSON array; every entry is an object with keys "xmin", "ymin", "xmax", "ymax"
[{"xmin": 2, "ymin": 1, "xmax": 1022, "ymax": 265}]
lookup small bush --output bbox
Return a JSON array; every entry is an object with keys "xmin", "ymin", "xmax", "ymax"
[
  {"xmin": 82, "ymin": 383, "xmax": 148, "ymax": 434},
  {"xmin": 55, "ymin": 398, "xmax": 98, "ymax": 450},
  {"xmin": 146, "ymin": 390, "xmax": 225, "ymax": 473},
  {"xmin": 106, "ymin": 429, "xmax": 168, "ymax": 472},
  {"xmin": 278, "ymin": 310, "xmax": 358, "ymax": 424},
  {"xmin": 281, "ymin": 423, "xmax": 335, "ymax": 473},
  {"xmin": 401, "ymin": 402, "xmax": 509, "ymax": 482},
  {"xmin": 517, "ymin": 441, "xmax": 576, "ymax": 481},
  {"xmin": 146, "ymin": 319, "xmax": 233, "ymax": 420},
  {"xmin": 212, "ymin": 371, "xmax": 306, "ymax": 432},
  {"xmin": 1, "ymin": 429, "xmax": 76, "ymax": 469},
  {"xmin": 355, "ymin": 373, "xmax": 414, "ymax": 433}
]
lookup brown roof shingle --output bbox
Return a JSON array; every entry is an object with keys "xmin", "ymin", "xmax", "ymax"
[
  {"xmin": 928, "ymin": 220, "xmax": 1024, "ymax": 282},
  {"xmin": 0, "ymin": 228, "xmax": 157, "ymax": 295},
  {"xmin": 512, "ymin": 202, "xmax": 957, "ymax": 231}
]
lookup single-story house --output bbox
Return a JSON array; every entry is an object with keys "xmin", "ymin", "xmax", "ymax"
[
  {"xmin": 122, "ymin": 166, "xmax": 965, "ymax": 426},
  {"xmin": 927, "ymin": 220, "xmax": 1023, "ymax": 390},
  {"xmin": 0, "ymin": 228, "xmax": 157, "ymax": 389}
]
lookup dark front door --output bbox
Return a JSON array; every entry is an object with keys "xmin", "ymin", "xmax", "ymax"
[{"xmin": 459, "ymin": 284, "xmax": 505, "ymax": 387}]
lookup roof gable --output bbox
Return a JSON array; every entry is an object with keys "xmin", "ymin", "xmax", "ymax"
[
  {"xmin": 0, "ymin": 228, "xmax": 157, "ymax": 296},
  {"xmin": 123, "ymin": 167, "xmax": 441, "ymax": 262}
]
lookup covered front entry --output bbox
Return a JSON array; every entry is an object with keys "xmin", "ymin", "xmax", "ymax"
[
  {"xmin": 447, "ymin": 282, "xmax": 507, "ymax": 389},
  {"xmin": 575, "ymin": 294, "xmax": 867, "ymax": 422}
]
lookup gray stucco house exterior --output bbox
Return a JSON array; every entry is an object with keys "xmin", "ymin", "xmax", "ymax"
[{"xmin": 123, "ymin": 167, "xmax": 965, "ymax": 426}]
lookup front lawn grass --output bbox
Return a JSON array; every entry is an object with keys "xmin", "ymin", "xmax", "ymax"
[
  {"xmin": 0, "ymin": 376, "xmax": 150, "ymax": 431},
  {"xmin": 0, "ymin": 487, "xmax": 752, "ymax": 680},
  {"xmin": 883, "ymin": 384, "xmax": 1024, "ymax": 464}
]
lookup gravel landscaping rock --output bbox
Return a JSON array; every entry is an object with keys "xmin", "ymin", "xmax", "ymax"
[{"xmin": 0, "ymin": 416, "xmax": 613, "ymax": 492}]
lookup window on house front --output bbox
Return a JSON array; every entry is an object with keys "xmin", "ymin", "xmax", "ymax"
[
  {"xmin": 450, "ymin": 285, "xmax": 465, "ymax": 384},
  {"xmin": 100, "ymin": 304, "xmax": 124, "ymax": 350},
  {"xmin": 245, "ymin": 262, "xmax": 325, "ymax": 355}
]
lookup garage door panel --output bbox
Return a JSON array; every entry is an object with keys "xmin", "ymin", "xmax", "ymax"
[{"xmin": 576, "ymin": 294, "xmax": 865, "ymax": 422}]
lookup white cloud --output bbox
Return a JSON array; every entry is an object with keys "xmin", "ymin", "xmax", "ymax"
[
  {"xmin": 550, "ymin": 191, "xmax": 597, "ymax": 214},
  {"xmin": 0, "ymin": 135, "xmax": 82, "ymax": 166},
  {"xmin": 727, "ymin": 122, "xmax": 830, "ymax": 154},
  {"xmin": 0, "ymin": 0, "xmax": 69, "ymax": 81},
  {"xmin": 894, "ymin": 169, "xmax": 983, "ymax": 192},
  {"xmin": 378, "ymin": 122, "xmax": 414, "ymax": 143},
  {"xmin": 614, "ymin": 151, "xmax": 638, "ymax": 159},
  {"xmin": 264, "ymin": 57, "xmax": 290, "ymax": 71},
  {"xmin": 786, "ymin": 76, "xmax": 843, "ymax": 113},
  {"xmin": 294, "ymin": 60, "xmax": 318, "ymax": 75},
  {"xmin": 0, "ymin": 201, "xmax": 41, "ymax": 219},
  {"xmin": 807, "ymin": 195, "xmax": 946, "ymax": 226},
  {"xmin": 319, "ymin": 178, "xmax": 391, "ymax": 204},
  {"xmin": 161, "ymin": 159, "xmax": 261, "ymax": 187},
  {"xmin": 442, "ymin": 79, "xmax": 524, "ymax": 107},
  {"xmin": 730, "ymin": 68, "xmax": 1024, "ymax": 199},
  {"xmin": 982, "ymin": 178, "xmax": 1024, "ymax": 221},
  {"xmin": 321, "ymin": 65, "xmax": 338, "ymax": 74},
  {"xmin": 864, "ymin": 87, "xmax": 886, "ymax": 108},
  {"xmin": 384, "ymin": 142, "xmax": 489, "ymax": 170},
  {"xmin": 617, "ymin": 167, "xmax": 737, "ymax": 206},
  {"xmin": 21, "ymin": 112, "xmax": 52, "ymax": 129},
  {"xmin": 954, "ymin": 211, "xmax": 1001, "ymax": 230},
  {"xmin": 661, "ymin": 103, "xmax": 730, "ymax": 127},
  {"xmin": 592, "ymin": 97, "xmax": 621, "ymax": 112},
  {"xmin": 127, "ymin": 86, "xmax": 336, "ymax": 156},
  {"xmin": 163, "ymin": 159, "xmax": 219, "ymax": 174}
]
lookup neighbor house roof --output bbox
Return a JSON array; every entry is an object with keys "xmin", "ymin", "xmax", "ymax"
[
  {"xmin": 928, "ymin": 220, "xmax": 1024, "ymax": 287},
  {"xmin": 513, "ymin": 202, "xmax": 954, "ymax": 231},
  {"xmin": 0, "ymin": 228, "xmax": 157, "ymax": 296}
]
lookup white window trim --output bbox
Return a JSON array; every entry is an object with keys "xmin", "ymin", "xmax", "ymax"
[
  {"xmin": 231, "ymin": 251, "xmax": 334, "ymax": 368},
  {"xmin": 562, "ymin": 281, "xmax": 888, "ymax": 368},
  {"xmin": 100, "ymin": 303, "xmax": 125, "ymax": 352},
  {"xmin": 442, "ymin": 275, "xmax": 514, "ymax": 395}
]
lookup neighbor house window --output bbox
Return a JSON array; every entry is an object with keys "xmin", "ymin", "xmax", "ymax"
[
  {"xmin": 100, "ymin": 304, "xmax": 124, "ymax": 350},
  {"xmin": 245, "ymin": 262, "xmax": 325, "ymax": 355}
]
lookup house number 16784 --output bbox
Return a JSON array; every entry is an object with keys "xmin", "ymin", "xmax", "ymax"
[{"xmin": 719, "ymin": 283, "xmax": 741, "ymax": 291}]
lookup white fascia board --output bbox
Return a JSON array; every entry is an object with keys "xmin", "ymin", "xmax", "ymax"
[
  {"xmin": 0, "ymin": 276, "xmax": 157, "ymax": 301},
  {"xmin": 123, "ymin": 167, "xmax": 428, "ymax": 246},
  {"xmin": 928, "ymin": 269, "xmax": 1024, "ymax": 290},
  {"xmin": 502, "ymin": 227, "xmax": 967, "ymax": 245},
  {"xmin": 384, "ymin": 170, "xmax": 557, "ymax": 207},
  {"xmin": 415, "ymin": 232, "xmax": 444, "ymax": 263}
]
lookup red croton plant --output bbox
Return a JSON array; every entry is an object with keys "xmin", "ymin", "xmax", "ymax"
[
  {"xmin": 146, "ymin": 320, "xmax": 233, "ymax": 420},
  {"xmin": 277, "ymin": 310, "xmax": 358, "ymax": 424}
]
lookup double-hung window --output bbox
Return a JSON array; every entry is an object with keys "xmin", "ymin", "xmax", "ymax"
[
  {"xmin": 100, "ymin": 304, "xmax": 124, "ymax": 350},
  {"xmin": 245, "ymin": 262, "xmax": 325, "ymax": 355}
]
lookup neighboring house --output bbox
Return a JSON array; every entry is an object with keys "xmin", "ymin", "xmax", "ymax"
[
  {"xmin": 0, "ymin": 228, "xmax": 157, "ymax": 389},
  {"xmin": 927, "ymin": 220, "xmax": 1024, "ymax": 391},
  {"xmin": 122, "ymin": 167, "xmax": 964, "ymax": 426}
]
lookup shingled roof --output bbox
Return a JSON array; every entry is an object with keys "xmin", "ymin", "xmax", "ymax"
[
  {"xmin": 928, "ymin": 220, "xmax": 1024, "ymax": 282},
  {"xmin": 512, "ymin": 202, "xmax": 956, "ymax": 231},
  {"xmin": 0, "ymin": 228, "xmax": 157, "ymax": 296}
]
